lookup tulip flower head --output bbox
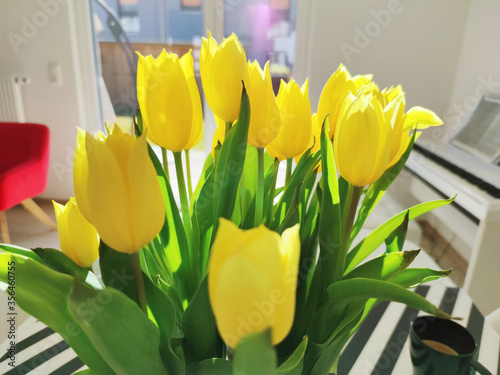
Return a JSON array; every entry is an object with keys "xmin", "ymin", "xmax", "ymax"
[
  {"xmin": 136, "ymin": 49, "xmax": 202, "ymax": 152},
  {"xmin": 74, "ymin": 127, "xmax": 165, "ymax": 254},
  {"xmin": 201, "ymin": 31, "xmax": 249, "ymax": 123},
  {"xmin": 266, "ymin": 78, "xmax": 312, "ymax": 160},
  {"xmin": 317, "ymin": 65, "xmax": 373, "ymax": 140},
  {"xmin": 247, "ymin": 60, "xmax": 281, "ymax": 148},
  {"xmin": 208, "ymin": 219, "xmax": 300, "ymax": 349},
  {"xmin": 334, "ymin": 93, "xmax": 393, "ymax": 186},
  {"xmin": 53, "ymin": 198, "xmax": 99, "ymax": 268}
]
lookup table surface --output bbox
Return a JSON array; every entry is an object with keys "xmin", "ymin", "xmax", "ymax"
[{"xmin": 1, "ymin": 282, "xmax": 498, "ymax": 375}]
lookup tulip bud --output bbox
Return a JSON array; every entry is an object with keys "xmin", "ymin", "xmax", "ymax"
[
  {"xmin": 136, "ymin": 49, "xmax": 202, "ymax": 152},
  {"xmin": 75, "ymin": 127, "xmax": 165, "ymax": 253},
  {"xmin": 53, "ymin": 198, "xmax": 99, "ymax": 268},
  {"xmin": 201, "ymin": 31, "xmax": 249, "ymax": 123},
  {"xmin": 247, "ymin": 60, "xmax": 281, "ymax": 148},
  {"xmin": 334, "ymin": 94, "xmax": 393, "ymax": 186},
  {"xmin": 317, "ymin": 64, "xmax": 356, "ymax": 140},
  {"xmin": 266, "ymin": 79, "xmax": 312, "ymax": 159},
  {"xmin": 208, "ymin": 219, "xmax": 300, "ymax": 349}
]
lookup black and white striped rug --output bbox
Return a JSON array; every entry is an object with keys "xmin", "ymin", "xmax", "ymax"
[{"xmin": 1, "ymin": 285, "xmax": 498, "ymax": 374}]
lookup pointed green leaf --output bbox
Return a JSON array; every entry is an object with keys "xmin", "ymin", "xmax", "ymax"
[
  {"xmin": 32, "ymin": 247, "xmax": 101, "ymax": 289},
  {"xmin": 343, "ymin": 250, "xmax": 420, "ymax": 280},
  {"xmin": 68, "ymin": 280, "xmax": 168, "ymax": 375},
  {"xmin": 99, "ymin": 241, "xmax": 138, "ymax": 303},
  {"xmin": 385, "ymin": 211, "xmax": 409, "ymax": 253},
  {"xmin": 345, "ymin": 196, "xmax": 454, "ymax": 273},
  {"xmin": 327, "ymin": 278, "xmax": 450, "ymax": 319},
  {"xmin": 212, "ymin": 86, "xmax": 251, "ymax": 227},
  {"xmin": 270, "ymin": 151, "xmax": 321, "ymax": 230},
  {"xmin": 233, "ymin": 330, "xmax": 276, "ymax": 375},
  {"xmin": 148, "ymin": 144, "xmax": 197, "ymax": 302},
  {"xmin": 392, "ymin": 267, "xmax": 452, "ymax": 288},
  {"xmin": 277, "ymin": 336, "xmax": 308, "ymax": 375},
  {"xmin": 0, "ymin": 254, "xmax": 116, "ymax": 374},
  {"xmin": 182, "ymin": 276, "xmax": 222, "ymax": 361},
  {"xmin": 0, "ymin": 243, "xmax": 42, "ymax": 262}
]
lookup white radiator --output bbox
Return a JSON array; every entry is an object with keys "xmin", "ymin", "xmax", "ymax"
[{"xmin": 0, "ymin": 76, "xmax": 27, "ymax": 122}]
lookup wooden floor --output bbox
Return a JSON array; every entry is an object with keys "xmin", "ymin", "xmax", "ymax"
[{"xmin": 417, "ymin": 220, "xmax": 467, "ymax": 286}]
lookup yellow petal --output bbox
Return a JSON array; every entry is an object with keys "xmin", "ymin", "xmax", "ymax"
[
  {"xmin": 181, "ymin": 50, "xmax": 203, "ymax": 150},
  {"xmin": 317, "ymin": 64, "xmax": 355, "ymax": 139},
  {"xmin": 53, "ymin": 198, "xmax": 99, "ymax": 268},
  {"xmin": 127, "ymin": 133, "xmax": 166, "ymax": 251},
  {"xmin": 335, "ymin": 96, "xmax": 391, "ymax": 186},
  {"xmin": 73, "ymin": 128, "xmax": 91, "ymax": 222},
  {"xmin": 85, "ymin": 133, "xmax": 135, "ymax": 252},
  {"xmin": 403, "ymin": 106, "xmax": 443, "ymax": 130},
  {"xmin": 270, "ymin": 79, "xmax": 312, "ymax": 158},
  {"xmin": 273, "ymin": 224, "xmax": 300, "ymax": 344},
  {"xmin": 247, "ymin": 61, "xmax": 281, "ymax": 148},
  {"xmin": 207, "ymin": 34, "xmax": 248, "ymax": 122},
  {"xmin": 145, "ymin": 51, "xmax": 193, "ymax": 151}
]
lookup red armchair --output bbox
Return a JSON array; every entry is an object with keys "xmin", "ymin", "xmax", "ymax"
[{"xmin": 0, "ymin": 122, "xmax": 57, "ymax": 243}]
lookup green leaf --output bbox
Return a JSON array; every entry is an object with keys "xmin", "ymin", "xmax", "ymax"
[
  {"xmin": 186, "ymin": 358, "xmax": 232, "ymax": 375},
  {"xmin": 392, "ymin": 267, "xmax": 452, "ymax": 288},
  {"xmin": 0, "ymin": 254, "xmax": 116, "ymax": 374},
  {"xmin": 212, "ymin": 86, "xmax": 251, "ymax": 228},
  {"xmin": 384, "ymin": 211, "xmax": 409, "ymax": 253},
  {"xmin": 182, "ymin": 276, "xmax": 222, "ymax": 361},
  {"xmin": 143, "ymin": 274, "xmax": 185, "ymax": 375},
  {"xmin": 277, "ymin": 336, "xmax": 308, "ymax": 375},
  {"xmin": 32, "ymin": 248, "xmax": 101, "ymax": 289},
  {"xmin": 350, "ymin": 131, "xmax": 416, "ymax": 242},
  {"xmin": 345, "ymin": 196, "xmax": 454, "ymax": 273},
  {"xmin": 317, "ymin": 114, "xmax": 342, "ymax": 287},
  {"xmin": 99, "ymin": 241, "xmax": 138, "ymax": 303},
  {"xmin": 0, "ymin": 243, "xmax": 43, "ymax": 262},
  {"xmin": 270, "ymin": 151, "xmax": 320, "ymax": 230},
  {"xmin": 68, "ymin": 280, "xmax": 168, "ymax": 375},
  {"xmin": 233, "ymin": 330, "xmax": 277, "ymax": 375},
  {"xmin": 73, "ymin": 370, "xmax": 96, "ymax": 375},
  {"xmin": 327, "ymin": 278, "xmax": 450, "ymax": 319},
  {"xmin": 190, "ymin": 153, "xmax": 214, "ymax": 215},
  {"xmin": 148, "ymin": 144, "xmax": 197, "ymax": 302},
  {"xmin": 343, "ymin": 250, "xmax": 420, "ymax": 280}
]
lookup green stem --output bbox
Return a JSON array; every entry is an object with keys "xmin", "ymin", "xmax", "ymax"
[
  {"xmin": 185, "ymin": 149, "xmax": 193, "ymax": 199},
  {"xmin": 285, "ymin": 158, "xmax": 293, "ymax": 188},
  {"xmin": 335, "ymin": 185, "xmax": 363, "ymax": 282},
  {"xmin": 173, "ymin": 152, "xmax": 193, "ymax": 248},
  {"xmin": 255, "ymin": 147, "xmax": 265, "ymax": 226},
  {"xmin": 130, "ymin": 252, "xmax": 147, "ymax": 314},
  {"xmin": 225, "ymin": 121, "xmax": 232, "ymax": 137},
  {"xmin": 161, "ymin": 148, "xmax": 170, "ymax": 182}
]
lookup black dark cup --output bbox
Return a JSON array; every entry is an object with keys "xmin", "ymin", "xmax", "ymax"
[{"xmin": 409, "ymin": 316, "xmax": 492, "ymax": 375}]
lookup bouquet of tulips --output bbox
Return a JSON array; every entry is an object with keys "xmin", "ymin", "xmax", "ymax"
[{"xmin": 0, "ymin": 31, "xmax": 454, "ymax": 375}]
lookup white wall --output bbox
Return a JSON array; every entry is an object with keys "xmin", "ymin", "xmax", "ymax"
[
  {"xmin": 1, "ymin": 0, "xmax": 100, "ymax": 200},
  {"xmin": 294, "ymin": 0, "xmax": 470, "ymax": 121},
  {"xmin": 442, "ymin": 0, "xmax": 500, "ymax": 142}
]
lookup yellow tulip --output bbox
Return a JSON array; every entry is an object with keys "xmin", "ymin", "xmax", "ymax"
[
  {"xmin": 334, "ymin": 93, "xmax": 393, "ymax": 186},
  {"xmin": 73, "ymin": 128, "xmax": 107, "ymax": 222},
  {"xmin": 294, "ymin": 113, "xmax": 321, "ymax": 165},
  {"xmin": 208, "ymin": 219, "xmax": 300, "ymax": 349},
  {"xmin": 266, "ymin": 79, "xmax": 312, "ymax": 159},
  {"xmin": 381, "ymin": 88, "xmax": 443, "ymax": 168},
  {"xmin": 136, "ymin": 49, "xmax": 202, "ymax": 152},
  {"xmin": 317, "ymin": 65, "xmax": 373, "ymax": 140},
  {"xmin": 201, "ymin": 31, "xmax": 249, "ymax": 123},
  {"xmin": 75, "ymin": 127, "xmax": 165, "ymax": 253},
  {"xmin": 247, "ymin": 60, "xmax": 281, "ymax": 148},
  {"xmin": 53, "ymin": 198, "xmax": 99, "ymax": 268}
]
